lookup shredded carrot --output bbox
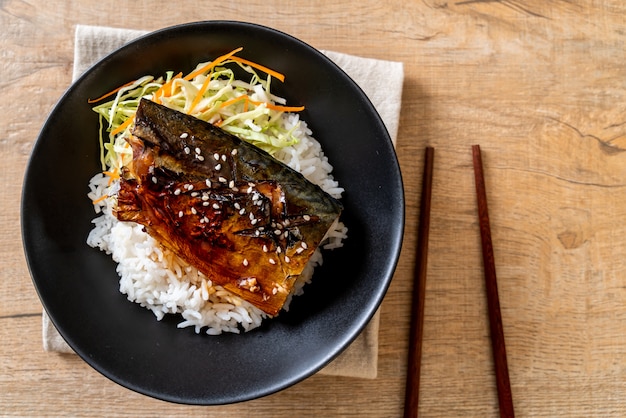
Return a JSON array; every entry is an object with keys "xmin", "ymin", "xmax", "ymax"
[
  {"xmin": 219, "ymin": 95, "xmax": 249, "ymax": 109},
  {"xmin": 88, "ymin": 79, "xmax": 137, "ymax": 104},
  {"xmin": 187, "ymin": 77, "xmax": 211, "ymax": 113},
  {"xmin": 185, "ymin": 47, "xmax": 245, "ymax": 113},
  {"xmin": 153, "ymin": 72, "xmax": 183, "ymax": 104},
  {"xmin": 92, "ymin": 194, "xmax": 109, "ymax": 204},
  {"xmin": 103, "ymin": 167, "xmax": 120, "ymax": 186},
  {"xmin": 228, "ymin": 56, "xmax": 285, "ymax": 82},
  {"xmin": 110, "ymin": 114, "xmax": 135, "ymax": 136},
  {"xmin": 262, "ymin": 103, "xmax": 304, "ymax": 112},
  {"xmin": 214, "ymin": 119, "xmax": 224, "ymax": 127},
  {"xmin": 183, "ymin": 47, "xmax": 244, "ymax": 81},
  {"xmin": 165, "ymin": 72, "xmax": 183, "ymax": 95},
  {"xmin": 248, "ymin": 98, "xmax": 305, "ymax": 112},
  {"xmin": 218, "ymin": 95, "xmax": 304, "ymax": 113}
]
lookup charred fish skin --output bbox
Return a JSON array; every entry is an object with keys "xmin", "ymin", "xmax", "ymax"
[
  {"xmin": 115, "ymin": 99, "xmax": 343, "ymax": 316},
  {"xmin": 132, "ymin": 99, "xmax": 343, "ymax": 222}
]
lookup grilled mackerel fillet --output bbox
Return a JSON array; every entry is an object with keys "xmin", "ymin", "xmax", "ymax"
[{"xmin": 114, "ymin": 99, "xmax": 343, "ymax": 316}]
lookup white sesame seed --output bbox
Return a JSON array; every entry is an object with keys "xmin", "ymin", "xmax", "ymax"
[
  {"xmin": 249, "ymin": 212, "xmax": 255, "ymax": 220},
  {"xmin": 151, "ymin": 176, "xmax": 158, "ymax": 184},
  {"xmin": 178, "ymin": 211, "xmax": 184, "ymax": 218},
  {"xmin": 234, "ymin": 202, "xmax": 241, "ymax": 210},
  {"xmin": 303, "ymin": 215, "xmax": 311, "ymax": 221},
  {"xmin": 243, "ymin": 259, "xmax": 249, "ymax": 266},
  {"xmin": 262, "ymin": 244, "xmax": 268, "ymax": 252},
  {"xmin": 195, "ymin": 147, "xmax": 201, "ymax": 155},
  {"xmin": 202, "ymin": 194, "xmax": 209, "ymax": 201},
  {"xmin": 215, "ymin": 163, "xmax": 221, "ymax": 171},
  {"xmin": 274, "ymin": 230, "xmax": 281, "ymax": 235},
  {"xmin": 269, "ymin": 258, "xmax": 276, "ymax": 265},
  {"xmin": 180, "ymin": 132, "xmax": 189, "ymax": 139},
  {"xmin": 229, "ymin": 180, "xmax": 235, "ymax": 189},
  {"xmin": 246, "ymin": 187, "xmax": 253, "ymax": 194},
  {"xmin": 191, "ymin": 192, "xmax": 199, "ymax": 197},
  {"xmin": 284, "ymin": 256, "xmax": 290, "ymax": 263},
  {"xmin": 197, "ymin": 155, "xmax": 205, "ymax": 161},
  {"xmin": 283, "ymin": 231, "xmax": 289, "ymax": 238},
  {"xmin": 212, "ymin": 203, "xmax": 220, "ymax": 209},
  {"xmin": 301, "ymin": 242, "xmax": 308, "ymax": 249},
  {"xmin": 213, "ymin": 153, "xmax": 220, "ymax": 161},
  {"xmin": 296, "ymin": 247, "xmax": 304, "ymax": 254},
  {"xmin": 191, "ymin": 207, "xmax": 197, "ymax": 215},
  {"xmin": 203, "ymin": 201, "xmax": 210, "ymax": 206},
  {"xmin": 231, "ymin": 149, "xmax": 238, "ymax": 156},
  {"xmin": 203, "ymin": 216, "xmax": 209, "ymax": 223},
  {"xmin": 221, "ymin": 154, "xmax": 226, "ymax": 161},
  {"xmin": 184, "ymin": 147, "xmax": 191, "ymax": 154},
  {"xmin": 174, "ymin": 188, "xmax": 181, "ymax": 195},
  {"xmin": 218, "ymin": 177, "xmax": 227, "ymax": 183},
  {"xmin": 239, "ymin": 208, "xmax": 246, "ymax": 215},
  {"xmin": 251, "ymin": 219, "xmax": 257, "ymax": 225},
  {"xmin": 255, "ymin": 230, "xmax": 260, "ymax": 236},
  {"xmin": 205, "ymin": 179, "xmax": 211, "ymax": 188},
  {"xmin": 276, "ymin": 247, "xmax": 282, "ymax": 254}
]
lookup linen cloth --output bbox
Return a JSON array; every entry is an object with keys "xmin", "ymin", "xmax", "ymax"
[{"xmin": 43, "ymin": 24, "xmax": 403, "ymax": 379}]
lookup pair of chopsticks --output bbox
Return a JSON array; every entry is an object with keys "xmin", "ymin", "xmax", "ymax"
[{"xmin": 403, "ymin": 145, "xmax": 515, "ymax": 418}]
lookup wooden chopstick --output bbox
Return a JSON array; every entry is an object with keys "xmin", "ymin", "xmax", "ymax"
[
  {"xmin": 471, "ymin": 145, "xmax": 515, "ymax": 418},
  {"xmin": 404, "ymin": 146, "xmax": 434, "ymax": 418}
]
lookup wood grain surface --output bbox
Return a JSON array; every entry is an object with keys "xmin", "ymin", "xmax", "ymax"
[{"xmin": 3, "ymin": 1, "xmax": 626, "ymax": 416}]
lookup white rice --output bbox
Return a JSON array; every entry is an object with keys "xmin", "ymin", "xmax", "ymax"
[{"xmin": 86, "ymin": 114, "xmax": 347, "ymax": 335}]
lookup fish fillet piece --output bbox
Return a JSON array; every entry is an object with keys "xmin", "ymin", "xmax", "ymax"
[{"xmin": 114, "ymin": 99, "xmax": 343, "ymax": 316}]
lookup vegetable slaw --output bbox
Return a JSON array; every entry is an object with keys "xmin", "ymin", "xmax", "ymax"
[{"xmin": 89, "ymin": 47, "xmax": 306, "ymax": 174}]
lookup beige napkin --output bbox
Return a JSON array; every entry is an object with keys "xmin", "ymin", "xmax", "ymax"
[{"xmin": 43, "ymin": 24, "xmax": 403, "ymax": 380}]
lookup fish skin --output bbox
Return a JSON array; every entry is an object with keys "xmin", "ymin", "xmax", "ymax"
[{"xmin": 115, "ymin": 99, "xmax": 343, "ymax": 316}]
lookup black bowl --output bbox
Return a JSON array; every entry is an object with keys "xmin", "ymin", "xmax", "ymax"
[{"xmin": 21, "ymin": 21, "xmax": 404, "ymax": 405}]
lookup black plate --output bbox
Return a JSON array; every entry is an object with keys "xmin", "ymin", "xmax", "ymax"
[{"xmin": 21, "ymin": 21, "xmax": 404, "ymax": 405}]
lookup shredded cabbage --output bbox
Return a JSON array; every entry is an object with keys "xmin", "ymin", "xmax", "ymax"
[{"xmin": 91, "ymin": 56, "xmax": 304, "ymax": 171}]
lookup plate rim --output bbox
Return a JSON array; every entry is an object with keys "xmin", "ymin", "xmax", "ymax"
[{"xmin": 21, "ymin": 20, "xmax": 405, "ymax": 404}]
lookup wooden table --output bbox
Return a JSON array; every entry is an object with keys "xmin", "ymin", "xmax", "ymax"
[{"xmin": 3, "ymin": 1, "xmax": 626, "ymax": 416}]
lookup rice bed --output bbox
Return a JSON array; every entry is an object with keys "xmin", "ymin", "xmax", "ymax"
[{"xmin": 87, "ymin": 114, "xmax": 347, "ymax": 335}]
